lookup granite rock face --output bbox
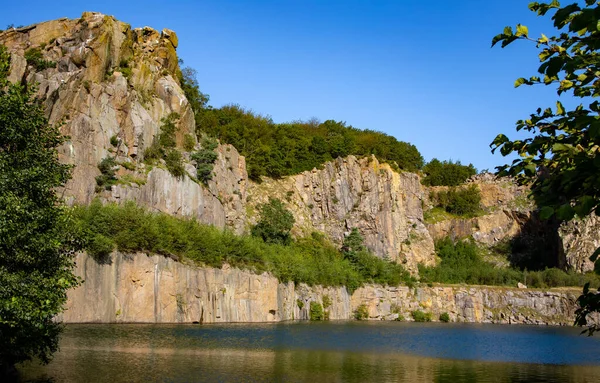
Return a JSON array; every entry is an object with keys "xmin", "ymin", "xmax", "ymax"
[
  {"xmin": 247, "ymin": 156, "xmax": 436, "ymax": 273},
  {"xmin": 559, "ymin": 215, "xmax": 600, "ymax": 273},
  {"xmin": 0, "ymin": 13, "xmax": 248, "ymax": 232},
  {"xmin": 425, "ymin": 174, "xmax": 533, "ymax": 246},
  {"xmin": 60, "ymin": 252, "xmax": 588, "ymax": 326}
]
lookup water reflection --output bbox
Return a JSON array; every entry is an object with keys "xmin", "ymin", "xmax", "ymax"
[{"xmin": 18, "ymin": 322, "xmax": 600, "ymax": 383}]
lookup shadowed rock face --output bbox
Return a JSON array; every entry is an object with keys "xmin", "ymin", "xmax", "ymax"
[{"xmin": 247, "ymin": 156, "xmax": 436, "ymax": 273}]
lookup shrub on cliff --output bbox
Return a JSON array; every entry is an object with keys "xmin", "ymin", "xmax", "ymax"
[
  {"xmin": 251, "ymin": 198, "xmax": 295, "ymax": 245},
  {"xmin": 354, "ymin": 304, "xmax": 369, "ymax": 320},
  {"xmin": 143, "ymin": 113, "xmax": 185, "ymax": 178},
  {"xmin": 411, "ymin": 310, "xmax": 432, "ymax": 322},
  {"xmin": 24, "ymin": 47, "xmax": 56, "ymax": 70},
  {"xmin": 342, "ymin": 228, "xmax": 415, "ymax": 287},
  {"xmin": 191, "ymin": 136, "xmax": 218, "ymax": 184},
  {"xmin": 309, "ymin": 301, "xmax": 324, "ymax": 321},
  {"xmin": 0, "ymin": 45, "xmax": 79, "ymax": 373}
]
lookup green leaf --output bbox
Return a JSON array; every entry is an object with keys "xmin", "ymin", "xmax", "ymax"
[
  {"xmin": 556, "ymin": 204, "xmax": 575, "ymax": 220},
  {"xmin": 539, "ymin": 206, "xmax": 554, "ymax": 220},
  {"xmin": 514, "ymin": 78, "xmax": 527, "ymax": 88},
  {"xmin": 539, "ymin": 33, "xmax": 549, "ymax": 43},
  {"xmin": 516, "ymin": 24, "xmax": 529, "ymax": 37},
  {"xmin": 524, "ymin": 163, "xmax": 537, "ymax": 175},
  {"xmin": 552, "ymin": 143, "xmax": 570, "ymax": 152},
  {"xmin": 560, "ymin": 80, "xmax": 574, "ymax": 89},
  {"xmin": 556, "ymin": 101, "xmax": 565, "ymax": 115}
]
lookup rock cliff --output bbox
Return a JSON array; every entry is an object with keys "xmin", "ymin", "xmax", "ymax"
[
  {"xmin": 247, "ymin": 156, "xmax": 436, "ymax": 273},
  {"xmin": 3, "ymin": 14, "xmax": 599, "ymax": 327},
  {"xmin": 424, "ymin": 174, "xmax": 533, "ymax": 245},
  {"xmin": 0, "ymin": 12, "xmax": 248, "ymax": 232},
  {"xmin": 59, "ymin": 252, "xmax": 587, "ymax": 326}
]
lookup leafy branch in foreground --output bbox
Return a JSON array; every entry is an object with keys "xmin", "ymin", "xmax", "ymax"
[
  {"xmin": 490, "ymin": 0, "xmax": 600, "ymax": 334},
  {"xmin": 0, "ymin": 44, "xmax": 80, "ymax": 373}
]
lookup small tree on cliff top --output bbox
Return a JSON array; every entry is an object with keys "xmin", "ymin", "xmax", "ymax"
[
  {"xmin": 0, "ymin": 45, "xmax": 80, "ymax": 372},
  {"xmin": 490, "ymin": 1, "xmax": 600, "ymax": 334}
]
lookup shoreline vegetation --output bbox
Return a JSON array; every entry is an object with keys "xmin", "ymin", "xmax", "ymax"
[{"xmin": 74, "ymin": 201, "xmax": 415, "ymax": 293}]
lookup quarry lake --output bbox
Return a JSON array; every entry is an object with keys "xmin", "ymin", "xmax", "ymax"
[{"xmin": 18, "ymin": 322, "xmax": 600, "ymax": 383}]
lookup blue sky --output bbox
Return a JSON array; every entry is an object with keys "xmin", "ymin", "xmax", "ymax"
[{"xmin": 0, "ymin": 0, "xmax": 565, "ymax": 171}]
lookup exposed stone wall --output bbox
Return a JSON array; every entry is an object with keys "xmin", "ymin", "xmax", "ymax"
[
  {"xmin": 0, "ymin": 13, "xmax": 248, "ymax": 233},
  {"xmin": 559, "ymin": 215, "xmax": 600, "ymax": 273},
  {"xmin": 59, "ymin": 252, "xmax": 588, "ymax": 327},
  {"xmin": 247, "ymin": 156, "xmax": 436, "ymax": 273},
  {"xmin": 424, "ymin": 174, "xmax": 533, "ymax": 245}
]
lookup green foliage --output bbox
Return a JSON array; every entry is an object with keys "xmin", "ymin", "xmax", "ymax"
[
  {"xmin": 490, "ymin": 1, "xmax": 600, "ymax": 334},
  {"xmin": 430, "ymin": 185, "xmax": 482, "ymax": 217},
  {"xmin": 143, "ymin": 113, "xmax": 185, "ymax": 178},
  {"xmin": 322, "ymin": 295, "xmax": 332, "ymax": 309},
  {"xmin": 439, "ymin": 312, "xmax": 450, "ymax": 323},
  {"xmin": 164, "ymin": 150, "xmax": 185, "ymax": 178},
  {"xmin": 73, "ymin": 201, "xmax": 412, "ymax": 293},
  {"xmin": 297, "ymin": 299, "xmax": 304, "ymax": 310},
  {"xmin": 342, "ymin": 228, "xmax": 416, "ymax": 287},
  {"xmin": 117, "ymin": 59, "xmax": 132, "ymax": 80},
  {"xmin": 110, "ymin": 135, "xmax": 120, "ymax": 147},
  {"xmin": 95, "ymin": 157, "xmax": 118, "ymax": 191},
  {"xmin": 309, "ymin": 301, "xmax": 324, "ymax": 321},
  {"xmin": 0, "ymin": 45, "xmax": 10, "ymax": 83},
  {"xmin": 24, "ymin": 47, "xmax": 56, "ymax": 70},
  {"xmin": 422, "ymin": 159, "xmax": 477, "ymax": 186},
  {"xmin": 196, "ymin": 105, "xmax": 423, "ymax": 180},
  {"xmin": 411, "ymin": 310, "xmax": 432, "ymax": 322},
  {"xmin": 391, "ymin": 303, "xmax": 404, "ymax": 321},
  {"xmin": 178, "ymin": 66, "xmax": 210, "ymax": 122},
  {"xmin": 183, "ymin": 134, "xmax": 196, "ymax": 151},
  {"xmin": 0, "ymin": 62, "xmax": 80, "ymax": 370},
  {"xmin": 251, "ymin": 198, "xmax": 295, "ymax": 245},
  {"xmin": 354, "ymin": 304, "xmax": 369, "ymax": 320},
  {"xmin": 74, "ymin": 200, "xmax": 412, "ymax": 292},
  {"xmin": 191, "ymin": 136, "xmax": 218, "ymax": 184},
  {"xmin": 178, "ymin": 61, "xmax": 423, "ymax": 180},
  {"xmin": 419, "ymin": 237, "xmax": 600, "ymax": 288}
]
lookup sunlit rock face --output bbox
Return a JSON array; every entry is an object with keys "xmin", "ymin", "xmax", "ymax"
[
  {"xmin": 247, "ymin": 155, "xmax": 437, "ymax": 274},
  {"xmin": 59, "ymin": 252, "xmax": 589, "ymax": 327},
  {"xmin": 0, "ymin": 13, "xmax": 248, "ymax": 232}
]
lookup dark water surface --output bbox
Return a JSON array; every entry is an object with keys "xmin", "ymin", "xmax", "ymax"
[{"xmin": 18, "ymin": 321, "xmax": 600, "ymax": 382}]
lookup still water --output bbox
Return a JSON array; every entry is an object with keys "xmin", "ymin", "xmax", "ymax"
[{"xmin": 18, "ymin": 321, "xmax": 600, "ymax": 382}]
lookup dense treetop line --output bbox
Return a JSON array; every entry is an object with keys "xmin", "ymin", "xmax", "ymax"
[
  {"xmin": 179, "ymin": 67, "xmax": 478, "ymax": 184},
  {"xmin": 421, "ymin": 159, "xmax": 477, "ymax": 187},
  {"xmin": 179, "ymin": 67, "xmax": 424, "ymax": 180}
]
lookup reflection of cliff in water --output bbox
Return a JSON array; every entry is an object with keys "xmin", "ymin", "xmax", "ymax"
[{"xmin": 18, "ymin": 323, "xmax": 600, "ymax": 383}]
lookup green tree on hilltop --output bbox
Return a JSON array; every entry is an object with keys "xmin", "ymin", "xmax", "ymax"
[
  {"xmin": 0, "ymin": 45, "xmax": 80, "ymax": 375},
  {"xmin": 490, "ymin": 1, "xmax": 600, "ymax": 334}
]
